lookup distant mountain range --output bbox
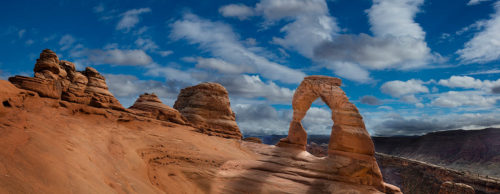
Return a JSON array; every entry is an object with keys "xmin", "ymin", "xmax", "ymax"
[{"xmin": 252, "ymin": 128, "xmax": 500, "ymax": 178}]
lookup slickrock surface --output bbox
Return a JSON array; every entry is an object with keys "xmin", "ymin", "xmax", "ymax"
[
  {"xmin": 439, "ymin": 181, "xmax": 475, "ymax": 194},
  {"xmin": 129, "ymin": 93, "xmax": 186, "ymax": 125},
  {"xmin": 0, "ymin": 80, "xmax": 400, "ymax": 193},
  {"xmin": 174, "ymin": 82, "xmax": 242, "ymax": 139},
  {"xmin": 9, "ymin": 49, "xmax": 124, "ymax": 110}
]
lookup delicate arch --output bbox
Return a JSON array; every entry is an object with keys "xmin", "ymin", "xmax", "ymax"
[{"xmin": 277, "ymin": 76, "xmax": 374, "ymax": 156}]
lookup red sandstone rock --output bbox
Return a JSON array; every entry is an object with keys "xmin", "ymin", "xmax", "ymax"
[
  {"xmin": 8, "ymin": 49, "xmax": 124, "ymax": 111},
  {"xmin": 174, "ymin": 82, "xmax": 242, "ymax": 139},
  {"xmin": 277, "ymin": 75, "xmax": 375, "ymax": 156},
  {"xmin": 439, "ymin": 181, "xmax": 475, "ymax": 194},
  {"xmin": 275, "ymin": 75, "xmax": 398, "ymax": 193},
  {"xmin": 129, "ymin": 93, "xmax": 186, "ymax": 125}
]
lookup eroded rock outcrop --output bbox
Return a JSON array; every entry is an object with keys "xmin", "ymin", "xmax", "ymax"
[
  {"xmin": 8, "ymin": 49, "xmax": 124, "ymax": 110},
  {"xmin": 276, "ymin": 75, "xmax": 399, "ymax": 193},
  {"xmin": 173, "ymin": 82, "xmax": 242, "ymax": 139},
  {"xmin": 129, "ymin": 93, "xmax": 186, "ymax": 125}
]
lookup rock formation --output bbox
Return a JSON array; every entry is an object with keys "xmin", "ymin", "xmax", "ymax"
[
  {"xmin": 9, "ymin": 49, "xmax": 124, "ymax": 110},
  {"xmin": 277, "ymin": 75, "xmax": 374, "ymax": 155},
  {"xmin": 276, "ymin": 75, "xmax": 397, "ymax": 193},
  {"xmin": 439, "ymin": 181, "xmax": 475, "ymax": 194},
  {"xmin": 129, "ymin": 93, "xmax": 186, "ymax": 125},
  {"xmin": 174, "ymin": 82, "xmax": 242, "ymax": 139}
]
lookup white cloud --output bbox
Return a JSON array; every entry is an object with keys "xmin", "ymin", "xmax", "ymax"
[
  {"xmin": 431, "ymin": 91, "xmax": 499, "ymax": 107},
  {"xmin": 87, "ymin": 49, "xmax": 152, "ymax": 66},
  {"xmin": 135, "ymin": 37, "xmax": 158, "ymax": 51},
  {"xmin": 466, "ymin": 69, "xmax": 500, "ymax": 75},
  {"xmin": 59, "ymin": 34, "xmax": 76, "ymax": 51},
  {"xmin": 216, "ymin": 75, "xmax": 294, "ymax": 103},
  {"xmin": 438, "ymin": 76, "xmax": 484, "ymax": 89},
  {"xmin": 219, "ymin": 4, "xmax": 255, "ymax": 20},
  {"xmin": 116, "ymin": 8, "xmax": 151, "ymax": 31},
  {"xmin": 467, "ymin": 0, "xmax": 491, "ymax": 6},
  {"xmin": 381, "ymin": 79, "xmax": 429, "ymax": 97},
  {"xmin": 170, "ymin": 13, "xmax": 305, "ymax": 84},
  {"xmin": 457, "ymin": 2, "xmax": 500, "ymax": 63},
  {"xmin": 438, "ymin": 75, "xmax": 500, "ymax": 91},
  {"xmin": 145, "ymin": 64, "xmax": 197, "ymax": 83},
  {"xmin": 194, "ymin": 57, "xmax": 250, "ymax": 74},
  {"xmin": 220, "ymin": 0, "xmax": 437, "ymax": 83}
]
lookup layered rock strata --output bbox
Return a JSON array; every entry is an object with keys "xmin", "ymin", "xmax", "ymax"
[
  {"xmin": 129, "ymin": 93, "xmax": 186, "ymax": 125},
  {"xmin": 173, "ymin": 82, "xmax": 242, "ymax": 139},
  {"xmin": 8, "ymin": 49, "xmax": 124, "ymax": 110}
]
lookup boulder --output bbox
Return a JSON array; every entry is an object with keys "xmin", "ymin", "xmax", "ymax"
[
  {"xmin": 129, "ymin": 93, "xmax": 186, "ymax": 124},
  {"xmin": 174, "ymin": 82, "xmax": 242, "ymax": 139}
]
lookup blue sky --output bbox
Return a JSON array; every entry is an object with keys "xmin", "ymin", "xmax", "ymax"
[{"xmin": 1, "ymin": 0, "xmax": 500, "ymax": 136}]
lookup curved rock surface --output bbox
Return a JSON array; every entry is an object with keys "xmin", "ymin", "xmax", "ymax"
[
  {"xmin": 8, "ymin": 49, "xmax": 124, "ymax": 110},
  {"xmin": 174, "ymin": 82, "xmax": 242, "ymax": 139},
  {"xmin": 129, "ymin": 93, "xmax": 186, "ymax": 124}
]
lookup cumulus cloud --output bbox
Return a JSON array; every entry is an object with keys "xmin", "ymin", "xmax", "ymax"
[
  {"xmin": 431, "ymin": 91, "xmax": 499, "ymax": 107},
  {"xmin": 373, "ymin": 112, "xmax": 500, "ymax": 136},
  {"xmin": 215, "ymin": 75, "xmax": 294, "ymax": 103},
  {"xmin": 315, "ymin": 0, "xmax": 436, "ymax": 76},
  {"xmin": 360, "ymin": 95, "xmax": 383, "ymax": 105},
  {"xmin": 438, "ymin": 75, "xmax": 500, "ymax": 91},
  {"xmin": 381, "ymin": 79, "xmax": 429, "ymax": 97},
  {"xmin": 170, "ymin": 13, "xmax": 305, "ymax": 84},
  {"xmin": 219, "ymin": 4, "xmax": 255, "ymax": 20},
  {"xmin": 87, "ymin": 49, "xmax": 152, "ymax": 66},
  {"xmin": 467, "ymin": 0, "xmax": 491, "ymax": 6},
  {"xmin": 116, "ymin": 8, "xmax": 151, "ymax": 31},
  {"xmin": 219, "ymin": 0, "xmax": 437, "ymax": 83},
  {"xmin": 457, "ymin": 2, "xmax": 500, "ymax": 63}
]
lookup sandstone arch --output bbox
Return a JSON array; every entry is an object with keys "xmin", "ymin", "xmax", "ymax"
[{"xmin": 277, "ymin": 75, "xmax": 375, "ymax": 156}]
